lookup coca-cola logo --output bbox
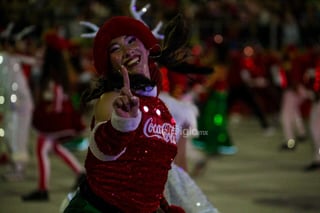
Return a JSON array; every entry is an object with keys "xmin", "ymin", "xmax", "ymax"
[{"xmin": 143, "ymin": 118, "xmax": 176, "ymax": 144}]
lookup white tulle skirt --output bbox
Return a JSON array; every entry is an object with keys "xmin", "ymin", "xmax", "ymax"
[{"xmin": 165, "ymin": 163, "xmax": 219, "ymax": 213}]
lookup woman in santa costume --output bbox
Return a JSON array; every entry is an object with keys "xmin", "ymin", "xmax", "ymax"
[
  {"xmin": 62, "ymin": 14, "xmax": 218, "ymax": 213},
  {"xmin": 22, "ymin": 30, "xmax": 86, "ymax": 201}
]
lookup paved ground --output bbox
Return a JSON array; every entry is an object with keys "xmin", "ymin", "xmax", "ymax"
[{"xmin": 0, "ymin": 114, "xmax": 319, "ymax": 213}]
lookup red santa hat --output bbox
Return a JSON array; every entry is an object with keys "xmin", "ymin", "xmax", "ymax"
[{"xmin": 93, "ymin": 16, "xmax": 161, "ymax": 77}]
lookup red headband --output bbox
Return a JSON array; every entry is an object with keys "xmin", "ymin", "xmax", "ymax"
[{"xmin": 93, "ymin": 16, "xmax": 161, "ymax": 77}]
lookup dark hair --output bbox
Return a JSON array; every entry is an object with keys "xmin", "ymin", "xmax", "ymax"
[{"xmin": 39, "ymin": 46, "xmax": 70, "ymax": 94}]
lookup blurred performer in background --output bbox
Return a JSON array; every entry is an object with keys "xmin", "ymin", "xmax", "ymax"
[
  {"xmin": 192, "ymin": 41, "xmax": 237, "ymax": 157},
  {"xmin": 227, "ymin": 44, "xmax": 275, "ymax": 136},
  {"xmin": 0, "ymin": 23, "xmax": 35, "ymax": 181},
  {"xmin": 302, "ymin": 46, "xmax": 320, "ymax": 171},
  {"xmin": 22, "ymin": 30, "xmax": 86, "ymax": 201},
  {"xmin": 279, "ymin": 45, "xmax": 308, "ymax": 150}
]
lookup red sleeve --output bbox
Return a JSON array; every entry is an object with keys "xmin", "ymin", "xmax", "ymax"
[{"xmin": 93, "ymin": 121, "xmax": 135, "ymax": 156}]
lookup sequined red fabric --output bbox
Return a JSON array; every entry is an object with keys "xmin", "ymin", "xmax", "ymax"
[{"xmin": 85, "ymin": 94, "xmax": 177, "ymax": 213}]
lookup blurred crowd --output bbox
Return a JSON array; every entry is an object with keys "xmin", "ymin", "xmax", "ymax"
[
  {"xmin": 0, "ymin": 0, "xmax": 319, "ymax": 106},
  {"xmin": 2, "ymin": 0, "xmax": 320, "ymax": 48}
]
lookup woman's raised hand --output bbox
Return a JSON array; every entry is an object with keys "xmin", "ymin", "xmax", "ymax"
[{"xmin": 113, "ymin": 65, "xmax": 140, "ymax": 118}]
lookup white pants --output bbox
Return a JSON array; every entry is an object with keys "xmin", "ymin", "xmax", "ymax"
[
  {"xmin": 5, "ymin": 108, "xmax": 33, "ymax": 163},
  {"xmin": 309, "ymin": 100, "xmax": 320, "ymax": 162},
  {"xmin": 280, "ymin": 89, "xmax": 306, "ymax": 141}
]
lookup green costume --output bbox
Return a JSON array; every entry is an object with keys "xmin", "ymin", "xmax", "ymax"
[{"xmin": 193, "ymin": 90, "xmax": 237, "ymax": 155}]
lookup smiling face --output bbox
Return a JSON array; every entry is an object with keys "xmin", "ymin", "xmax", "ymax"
[{"xmin": 109, "ymin": 35, "xmax": 151, "ymax": 79}]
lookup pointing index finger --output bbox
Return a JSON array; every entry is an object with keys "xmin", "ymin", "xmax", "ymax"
[{"xmin": 119, "ymin": 65, "xmax": 130, "ymax": 90}]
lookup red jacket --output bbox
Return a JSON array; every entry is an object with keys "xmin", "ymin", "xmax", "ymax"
[{"xmin": 85, "ymin": 93, "xmax": 177, "ymax": 213}]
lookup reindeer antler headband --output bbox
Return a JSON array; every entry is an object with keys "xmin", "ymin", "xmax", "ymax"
[
  {"xmin": 80, "ymin": 0, "xmax": 164, "ymax": 77},
  {"xmin": 0, "ymin": 22, "xmax": 35, "ymax": 41},
  {"xmin": 80, "ymin": 0, "xmax": 164, "ymax": 40},
  {"xmin": 129, "ymin": 0, "xmax": 164, "ymax": 40}
]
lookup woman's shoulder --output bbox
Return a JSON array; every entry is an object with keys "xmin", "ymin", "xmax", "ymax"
[
  {"xmin": 99, "ymin": 91, "xmax": 119, "ymax": 102},
  {"xmin": 95, "ymin": 91, "xmax": 119, "ymax": 109}
]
